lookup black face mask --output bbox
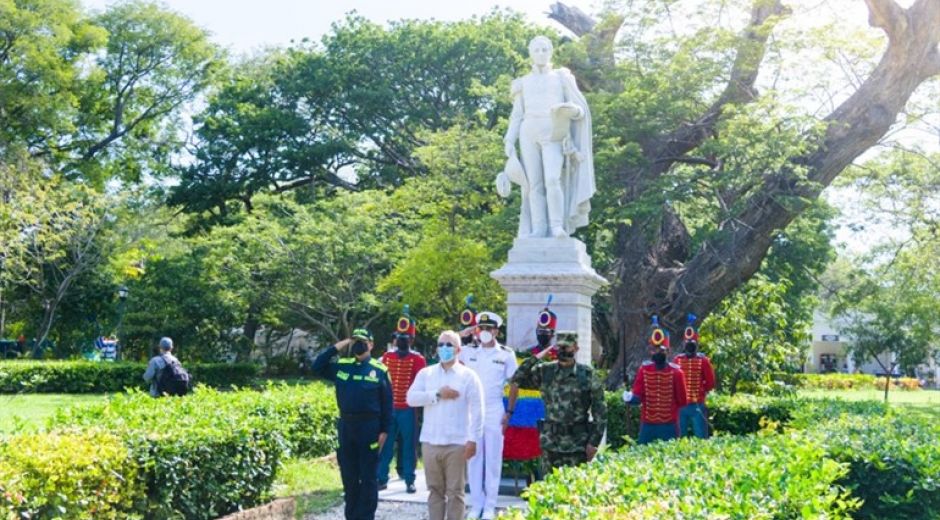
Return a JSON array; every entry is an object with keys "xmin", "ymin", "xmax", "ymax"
[
  {"xmin": 685, "ymin": 342, "xmax": 697, "ymax": 355},
  {"xmin": 536, "ymin": 333, "xmax": 552, "ymax": 347},
  {"xmin": 557, "ymin": 348, "xmax": 575, "ymax": 361},
  {"xmin": 351, "ymin": 341, "xmax": 368, "ymax": 357},
  {"xmin": 652, "ymin": 352, "xmax": 667, "ymax": 367},
  {"xmin": 395, "ymin": 337, "xmax": 410, "ymax": 356}
]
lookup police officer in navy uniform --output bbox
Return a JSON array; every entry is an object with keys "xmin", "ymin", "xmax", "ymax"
[{"xmin": 312, "ymin": 328, "xmax": 392, "ymax": 520}]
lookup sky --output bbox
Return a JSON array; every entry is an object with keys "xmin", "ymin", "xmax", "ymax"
[{"xmin": 82, "ymin": 0, "xmax": 598, "ymax": 54}]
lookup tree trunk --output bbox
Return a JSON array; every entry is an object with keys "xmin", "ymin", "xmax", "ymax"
[{"xmin": 548, "ymin": 1, "xmax": 940, "ymax": 388}]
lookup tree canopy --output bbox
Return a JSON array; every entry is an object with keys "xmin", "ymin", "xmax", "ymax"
[{"xmin": 0, "ymin": 0, "xmax": 936, "ymax": 373}]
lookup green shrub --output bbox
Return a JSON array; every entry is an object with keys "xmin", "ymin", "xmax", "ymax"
[
  {"xmin": 49, "ymin": 383, "xmax": 338, "ymax": 518},
  {"xmin": 707, "ymin": 393, "xmax": 797, "ymax": 435},
  {"xmin": 603, "ymin": 392, "xmax": 640, "ymax": 450},
  {"xmin": 0, "ymin": 360, "xmax": 259, "ymax": 393},
  {"xmin": 505, "ymin": 432, "xmax": 859, "ymax": 520},
  {"xmin": 55, "ymin": 382, "xmax": 338, "ymax": 459},
  {"xmin": 0, "ymin": 429, "xmax": 144, "ymax": 519},
  {"xmin": 817, "ymin": 414, "xmax": 940, "ymax": 520},
  {"xmin": 540, "ymin": 393, "xmax": 906, "ymax": 520},
  {"xmin": 606, "ymin": 392, "xmax": 890, "ymax": 450},
  {"xmin": 605, "ymin": 393, "xmax": 802, "ymax": 448},
  {"xmin": 52, "ymin": 388, "xmax": 283, "ymax": 519},
  {"xmin": 771, "ymin": 373, "xmax": 922, "ymax": 392}
]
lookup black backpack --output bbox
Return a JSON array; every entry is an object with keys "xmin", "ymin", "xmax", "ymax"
[{"xmin": 157, "ymin": 355, "xmax": 192, "ymax": 396}]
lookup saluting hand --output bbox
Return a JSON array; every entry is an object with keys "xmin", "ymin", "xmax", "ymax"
[
  {"xmin": 335, "ymin": 338, "xmax": 353, "ymax": 352},
  {"xmin": 535, "ymin": 345, "xmax": 556, "ymax": 360}
]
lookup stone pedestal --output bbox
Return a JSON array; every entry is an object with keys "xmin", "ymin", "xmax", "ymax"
[{"xmin": 490, "ymin": 237, "xmax": 607, "ymax": 365}]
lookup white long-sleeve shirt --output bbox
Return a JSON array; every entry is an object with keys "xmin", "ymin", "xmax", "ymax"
[{"xmin": 407, "ymin": 361, "xmax": 485, "ymax": 446}]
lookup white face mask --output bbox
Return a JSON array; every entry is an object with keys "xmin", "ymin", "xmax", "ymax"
[{"xmin": 479, "ymin": 330, "xmax": 494, "ymax": 344}]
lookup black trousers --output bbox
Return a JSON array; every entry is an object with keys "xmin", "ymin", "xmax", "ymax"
[{"xmin": 337, "ymin": 418, "xmax": 381, "ymax": 520}]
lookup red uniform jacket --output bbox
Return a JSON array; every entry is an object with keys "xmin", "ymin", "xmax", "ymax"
[
  {"xmin": 673, "ymin": 353, "xmax": 715, "ymax": 404},
  {"xmin": 632, "ymin": 361, "xmax": 688, "ymax": 424},
  {"xmin": 381, "ymin": 350, "xmax": 426, "ymax": 410}
]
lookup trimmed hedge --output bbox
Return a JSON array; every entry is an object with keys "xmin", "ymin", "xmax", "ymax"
[
  {"xmin": 518, "ymin": 393, "xmax": 936, "ymax": 520},
  {"xmin": 20, "ymin": 382, "xmax": 340, "ymax": 519},
  {"xmin": 0, "ymin": 429, "xmax": 144, "ymax": 519},
  {"xmin": 772, "ymin": 372, "xmax": 922, "ymax": 391},
  {"xmin": 504, "ymin": 432, "xmax": 859, "ymax": 519},
  {"xmin": 605, "ymin": 392, "xmax": 890, "ymax": 449},
  {"xmin": 0, "ymin": 360, "xmax": 259, "ymax": 393},
  {"xmin": 819, "ymin": 414, "xmax": 940, "ymax": 519}
]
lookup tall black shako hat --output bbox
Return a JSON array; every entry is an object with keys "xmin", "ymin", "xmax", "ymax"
[
  {"xmin": 395, "ymin": 304, "xmax": 417, "ymax": 338},
  {"xmin": 537, "ymin": 294, "xmax": 557, "ymax": 333},
  {"xmin": 683, "ymin": 313, "xmax": 699, "ymax": 345},
  {"xmin": 460, "ymin": 294, "xmax": 477, "ymax": 328},
  {"xmin": 648, "ymin": 314, "xmax": 671, "ymax": 350}
]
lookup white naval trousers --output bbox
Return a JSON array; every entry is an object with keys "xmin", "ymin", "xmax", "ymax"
[{"xmin": 467, "ymin": 406, "xmax": 505, "ymax": 512}]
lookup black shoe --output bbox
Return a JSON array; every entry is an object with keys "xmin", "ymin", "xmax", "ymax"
[
  {"xmin": 378, "ymin": 482, "xmax": 388, "ymax": 491},
  {"xmin": 406, "ymin": 483, "xmax": 417, "ymax": 494}
]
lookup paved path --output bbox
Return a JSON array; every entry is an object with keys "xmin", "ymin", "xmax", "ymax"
[{"xmin": 306, "ymin": 472, "xmax": 528, "ymax": 519}]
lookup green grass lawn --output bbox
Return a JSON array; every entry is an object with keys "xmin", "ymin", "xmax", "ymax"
[
  {"xmin": 800, "ymin": 388, "xmax": 940, "ymax": 419},
  {"xmin": 273, "ymin": 456, "xmax": 344, "ymax": 517},
  {"xmin": 0, "ymin": 393, "xmax": 111, "ymax": 433}
]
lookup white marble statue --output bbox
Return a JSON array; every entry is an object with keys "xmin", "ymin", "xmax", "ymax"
[{"xmin": 496, "ymin": 35, "xmax": 595, "ymax": 239}]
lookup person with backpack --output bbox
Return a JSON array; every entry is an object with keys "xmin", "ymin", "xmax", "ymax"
[{"xmin": 143, "ymin": 337, "xmax": 191, "ymax": 397}]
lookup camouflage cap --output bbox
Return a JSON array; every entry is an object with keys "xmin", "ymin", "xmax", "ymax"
[{"xmin": 555, "ymin": 331, "xmax": 578, "ymax": 347}]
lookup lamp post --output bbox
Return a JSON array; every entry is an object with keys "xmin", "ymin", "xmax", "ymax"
[{"xmin": 116, "ymin": 285, "xmax": 128, "ymax": 360}]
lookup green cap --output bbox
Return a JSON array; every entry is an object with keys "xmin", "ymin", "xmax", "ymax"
[
  {"xmin": 351, "ymin": 328, "xmax": 373, "ymax": 341},
  {"xmin": 556, "ymin": 331, "xmax": 578, "ymax": 347}
]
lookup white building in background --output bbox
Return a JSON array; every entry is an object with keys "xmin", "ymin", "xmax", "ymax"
[{"xmin": 807, "ymin": 311, "xmax": 940, "ymax": 387}]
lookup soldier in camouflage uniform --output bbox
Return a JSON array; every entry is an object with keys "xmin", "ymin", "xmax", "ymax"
[{"xmin": 508, "ymin": 331, "xmax": 606, "ymax": 473}]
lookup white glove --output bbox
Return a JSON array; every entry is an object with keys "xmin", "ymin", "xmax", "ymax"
[
  {"xmin": 495, "ymin": 172, "xmax": 511, "ymax": 198},
  {"xmin": 622, "ymin": 390, "xmax": 633, "ymax": 403}
]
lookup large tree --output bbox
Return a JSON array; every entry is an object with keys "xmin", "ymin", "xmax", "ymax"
[
  {"xmin": 170, "ymin": 12, "xmax": 540, "ymax": 218},
  {"xmin": 1, "ymin": 0, "xmax": 220, "ymax": 183},
  {"xmin": 548, "ymin": 0, "xmax": 940, "ymax": 385}
]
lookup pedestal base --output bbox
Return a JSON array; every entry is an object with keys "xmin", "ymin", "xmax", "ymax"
[{"xmin": 490, "ymin": 237, "xmax": 607, "ymax": 365}]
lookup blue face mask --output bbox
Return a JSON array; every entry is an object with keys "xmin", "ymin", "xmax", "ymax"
[{"xmin": 438, "ymin": 344, "xmax": 456, "ymax": 363}]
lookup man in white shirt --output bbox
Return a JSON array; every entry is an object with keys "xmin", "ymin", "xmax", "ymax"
[
  {"xmin": 459, "ymin": 312, "xmax": 518, "ymax": 520},
  {"xmin": 407, "ymin": 330, "xmax": 484, "ymax": 520}
]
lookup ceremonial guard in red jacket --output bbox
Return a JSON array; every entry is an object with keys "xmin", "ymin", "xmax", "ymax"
[
  {"xmin": 623, "ymin": 315, "xmax": 688, "ymax": 444},
  {"xmin": 673, "ymin": 313, "xmax": 715, "ymax": 438},
  {"xmin": 377, "ymin": 306, "xmax": 426, "ymax": 493}
]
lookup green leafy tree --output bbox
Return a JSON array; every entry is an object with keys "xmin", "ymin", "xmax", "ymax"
[
  {"xmin": 544, "ymin": 0, "xmax": 939, "ymax": 385},
  {"xmin": 1, "ymin": 0, "xmax": 220, "ymax": 183},
  {"xmin": 0, "ymin": 0, "xmax": 106, "ymax": 157},
  {"xmin": 170, "ymin": 12, "xmax": 540, "ymax": 215},
  {"xmin": 0, "ymin": 153, "xmax": 111, "ymax": 349},
  {"xmin": 700, "ymin": 275, "xmax": 809, "ymax": 394}
]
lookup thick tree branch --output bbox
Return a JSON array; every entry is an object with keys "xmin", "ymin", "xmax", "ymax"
[
  {"xmin": 670, "ymin": 0, "xmax": 940, "ymax": 324},
  {"xmin": 650, "ymin": 0, "xmax": 788, "ymax": 173},
  {"xmin": 863, "ymin": 0, "xmax": 907, "ymax": 39},
  {"xmin": 926, "ymin": 47, "xmax": 940, "ymax": 77},
  {"xmin": 653, "ymin": 156, "xmax": 720, "ymax": 169},
  {"xmin": 548, "ymin": 3, "xmax": 596, "ymax": 37}
]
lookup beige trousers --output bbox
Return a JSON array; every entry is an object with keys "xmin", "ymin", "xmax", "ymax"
[{"xmin": 422, "ymin": 443, "xmax": 467, "ymax": 520}]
